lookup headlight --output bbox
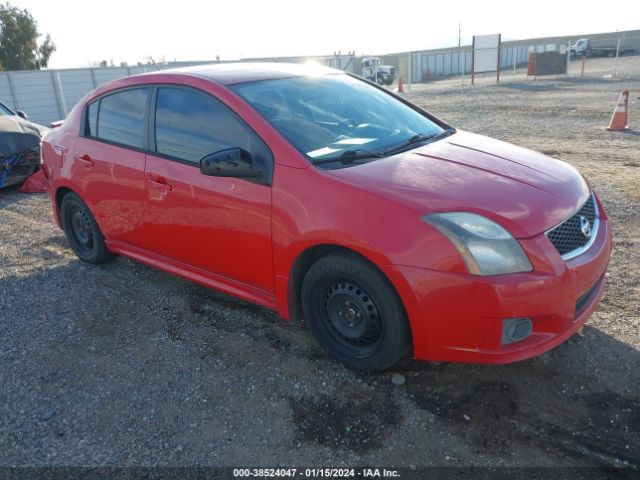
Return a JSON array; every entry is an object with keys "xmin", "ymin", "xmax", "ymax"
[{"xmin": 422, "ymin": 212, "xmax": 532, "ymax": 276}]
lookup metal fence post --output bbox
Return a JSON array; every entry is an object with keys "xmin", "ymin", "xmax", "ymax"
[
  {"xmin": 613, "ymin": 38, "xmax": 621, "ymax": 77},
  {"xmin": 6, "ymin": 72, "xmax": 19, "ymax": 111},
  {"xmin": 51, "ymin": 70, "xmax": 68, "ymax": 119},
  {"xmin": 460, "ymin": 47, "xmax": 464, "ymax": 85}
]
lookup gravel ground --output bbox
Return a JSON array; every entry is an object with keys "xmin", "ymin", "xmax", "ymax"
[{"xmin": 1, "ymin": 57, "xmax": 639, "ymax": 470}]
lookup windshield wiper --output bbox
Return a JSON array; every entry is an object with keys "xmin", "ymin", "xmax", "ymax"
[
  {"xmin": 312, "ymin": 149, "xmax": 383, "ymax": 165},
  {"xmin": 381, "ymin": 128, "xmax": 456, "ymax": 156}
]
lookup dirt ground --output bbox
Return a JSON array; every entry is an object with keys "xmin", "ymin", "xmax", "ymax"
[{"xmin": 1, "ymin": 57, "xmax": 639, "ymax": 472}]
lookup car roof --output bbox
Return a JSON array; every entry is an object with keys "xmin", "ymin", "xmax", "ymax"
[{"xmin": 139, "ymin": 62, "xmax": 342, "ymax": 85}]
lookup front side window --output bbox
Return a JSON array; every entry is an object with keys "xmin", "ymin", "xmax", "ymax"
[
  {"xmin": 154, "ymin": 87, "xmax": 261, "ymax": 164},
  {"xmin": 232, "ymin": 74, "xmax": 447, "ymax": 167},
  {"xmin": 96, "ymin": 88, "xmax": 149, "ymax": 149}
]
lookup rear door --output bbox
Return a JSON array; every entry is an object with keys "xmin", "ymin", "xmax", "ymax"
[
  {"xmin": 73, "ymin": 87, "xmax": 155, "ymax": 249},
  {"xmin": 144, "ymin": 86, "xmax": 274, "ymax": 293}
]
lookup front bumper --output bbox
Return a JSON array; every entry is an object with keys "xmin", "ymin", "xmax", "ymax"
[{"xmin": 385, "ymin": 204, "xmax": 612, "ymax": 364}]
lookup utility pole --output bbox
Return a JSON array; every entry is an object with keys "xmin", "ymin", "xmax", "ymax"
[{"xmin": 459, "ymin": 21, "xmax": 464, "ymax": 85}]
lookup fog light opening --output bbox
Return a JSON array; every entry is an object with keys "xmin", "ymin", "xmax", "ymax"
[{"xmin": 501, "ymin": 317, "xmax": 533, "ymax": 345}]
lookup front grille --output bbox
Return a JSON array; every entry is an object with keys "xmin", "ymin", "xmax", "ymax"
[{"xmin": 546, "ymin": 194, "xmax": 598, "ymax": 259}]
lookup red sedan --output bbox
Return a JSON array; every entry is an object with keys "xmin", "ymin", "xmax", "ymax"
[{"xmin": 40, "ymin": 63, "xmax": 612, "ymax": 371}]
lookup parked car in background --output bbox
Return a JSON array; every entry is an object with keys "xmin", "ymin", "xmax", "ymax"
[
  {"xmin": 40, "ymin": 63, "xmax": 611, "ymax": 371},
  {"xmin": 0, "ymin": 101, "xmax": 48, "ymax": 189}
]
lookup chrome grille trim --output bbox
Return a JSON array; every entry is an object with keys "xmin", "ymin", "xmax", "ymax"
[{"xmin": 545, "ymin": 193, "xmax": 600, "ymax": 261}]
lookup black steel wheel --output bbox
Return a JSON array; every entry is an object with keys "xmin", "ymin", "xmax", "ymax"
[
  {"xmin": 60, "ymin": 192, "xmax": 112, "ymax": 264},
  {"xmin": 301, "ymin": 252, "xmax": 411, "ymax": 371},
  {"xmin": 322, "ymin": 280, "xmax": 383, "ymax": 357}
]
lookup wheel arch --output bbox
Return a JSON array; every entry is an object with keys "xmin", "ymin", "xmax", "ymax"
[
  {"xmin": 286, "ymin": 243, "xmax": 410, "ymax": 325},
  {"xmin": 53, "ymin": 185, "xmax": 104, "ymax": 234},
  {"xmin": 54, "ymin": 185, "xmax": 75, "ymax": 217}
]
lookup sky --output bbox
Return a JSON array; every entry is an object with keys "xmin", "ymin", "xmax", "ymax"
[{"xmin": 12, "ymin": 0, "xmax": 640, "ymax": 69}]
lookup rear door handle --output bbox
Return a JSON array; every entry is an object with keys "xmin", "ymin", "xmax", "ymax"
[{"xmin": 76, "ymin": 154, "xmax": 94, "ymax": 167}]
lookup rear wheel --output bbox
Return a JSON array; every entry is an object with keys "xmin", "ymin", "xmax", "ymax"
[
  {"xmin": 301, "ymin": 252, "xmax": 411, "ymax": 371},
  {"xmin": 60, "ymin": 192, "xmax": 112, "ymax": 264}
]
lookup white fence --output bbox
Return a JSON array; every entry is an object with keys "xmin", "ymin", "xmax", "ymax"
[
  {"xmin": 0, "ymin": 54, "xmax": 357, "ymax": 126},
  {"xmin": 0, "ymin": 65, "xmax": 158, "ymax": 125},
  {"xmin": 1, "ymin": 30, "xmax": 638, "ymax": 126}
]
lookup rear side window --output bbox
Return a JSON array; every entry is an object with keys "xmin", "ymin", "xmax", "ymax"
[
  {"xmin": 93, "ymin": 88, "xmax": 149, "ymax": 149},
  {"xmin": 85, "ymin": 101, "xmax": 98, "ymax": 137},
  {"xmin": 154, "ymin": 87, "xmax": 262, "ymax": 164}
]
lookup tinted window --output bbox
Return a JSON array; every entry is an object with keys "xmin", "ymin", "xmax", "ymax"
[
  {"xmin": 97, "ymin": 88, "xmax": 149, "ymax": 148},
  {"xmin": 155, "ymin": 87, "xmax": 263, "ymax": 165},
  {"xmin": 85, "ymin": 100, "xmax": 98, "ymax": 137}
]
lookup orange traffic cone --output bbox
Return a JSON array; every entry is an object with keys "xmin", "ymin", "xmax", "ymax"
[
  {"xmin": 394, "ymin": 77, "xmax": 404, "ymax": 94},
  {"xmin": 606, "ymin": 90, "xmax": 629, "ymax": 131}
]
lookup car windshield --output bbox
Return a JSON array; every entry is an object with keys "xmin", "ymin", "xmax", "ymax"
[{"xmin": 231, "ymin": 74, "xmax": 446, "ymax": 166}]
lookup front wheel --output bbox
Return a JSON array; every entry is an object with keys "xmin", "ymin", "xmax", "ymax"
[
  {"xmin": 60, "ymin": 192, "xmax": 113, "ymax": 264},
  {"xmin": 301, "ymin": 252, "xmax": 412, "ymax": 371}
]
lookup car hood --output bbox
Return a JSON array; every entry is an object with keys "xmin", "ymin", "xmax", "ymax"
[
  {"xmin": 327, "ymin": 130, "xmax": 589, "ymax": 238},
  {"xmin": 0, "ymin": 116, "xmax": 47, "ymax": 155}
]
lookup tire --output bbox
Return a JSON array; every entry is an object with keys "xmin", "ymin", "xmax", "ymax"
[
  {"xmin": 301, "ymin": 252, "xmax": 412, "ymax": 371},
  {"xmin": 60, "ymin": 192, "xmax": 113, "ymax": 264}
]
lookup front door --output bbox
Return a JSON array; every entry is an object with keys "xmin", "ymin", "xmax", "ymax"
[{"xmin": 144, "ymin": 86, "xmax": 274, "ymax": 293}]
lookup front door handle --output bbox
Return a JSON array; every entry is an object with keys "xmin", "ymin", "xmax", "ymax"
[
  {"xmin": 148, "ymin": 177, "xmax": 173, "ymax": 191},
  {"xmin": 147, "ymin": 176, "xmax": 173, "ymax": 199}
]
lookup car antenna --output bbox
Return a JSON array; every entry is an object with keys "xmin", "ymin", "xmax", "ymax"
[{"xmin": 148, "ymin": 56, "xmax": 161, "ymax": 71}]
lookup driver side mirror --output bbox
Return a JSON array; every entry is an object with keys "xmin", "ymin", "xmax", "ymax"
[
  {"xmin": 17, "ymin": 110, "xmax": 28, "ymax": 120},
  {"xmin": 200, "ymin": 148, "xmax": 263, "ymax": 179}
]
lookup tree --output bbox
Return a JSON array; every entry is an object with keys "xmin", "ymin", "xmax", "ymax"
[{"xmin": 0, "ymin": 3, "xmax": 56, "ymax": 70}]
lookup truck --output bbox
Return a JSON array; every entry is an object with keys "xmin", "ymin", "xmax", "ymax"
[
  {"xmin": 361, "ymin": 57, "xmax": 395, "ymax": 85},
  {"xmin": 569, "ymin": 38, "xmax": 636, "ymax": 58}
]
